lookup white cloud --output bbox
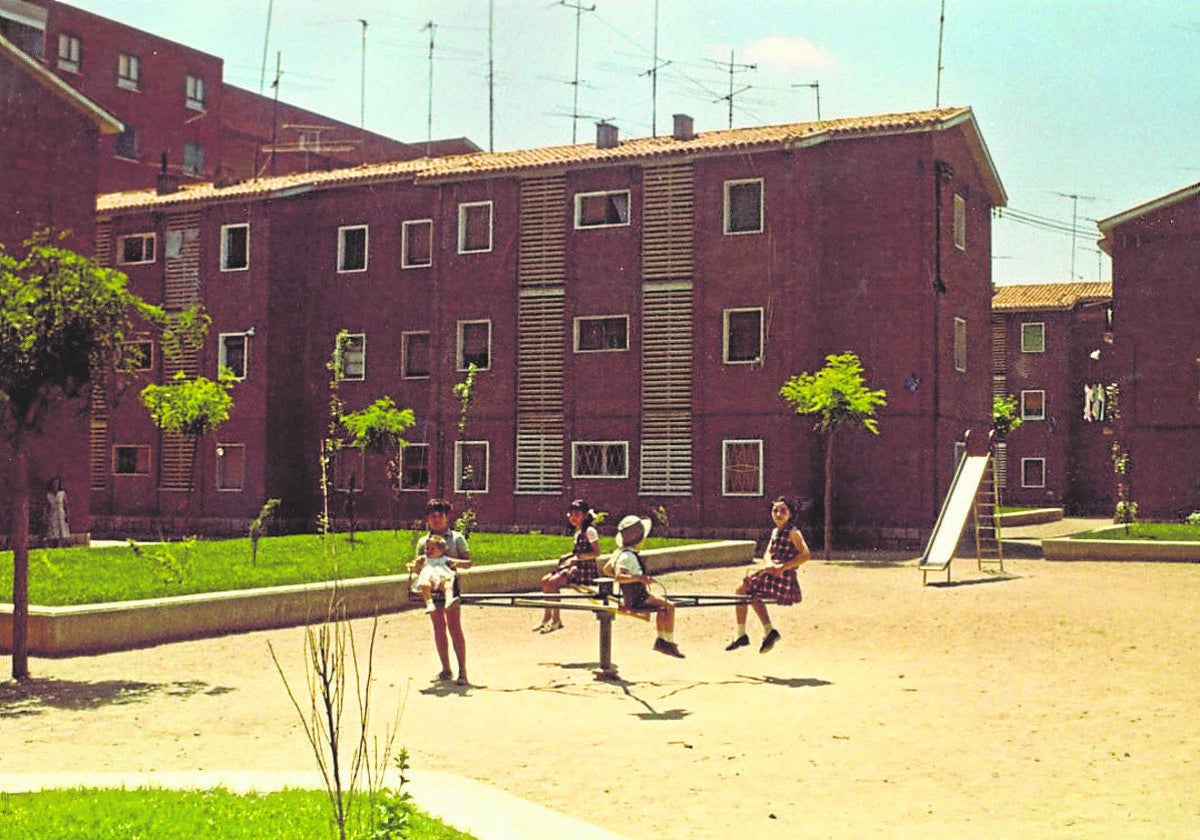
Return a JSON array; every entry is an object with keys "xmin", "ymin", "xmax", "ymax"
[{"xmin": 742, "ymin": 34, "xmax": 834, "ymax": 73}]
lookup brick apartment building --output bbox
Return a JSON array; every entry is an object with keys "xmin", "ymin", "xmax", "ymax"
[
  {"xmin": 89, "ymin": 107, "xmax": 1005, "ymax": 546},
  {"xmin": 0, "ymin": 0, "xmax": 475, "ymax": 194},
  {"xmin": 991, "ymin": 282, "xmax": 1114, "ymax": 515},
  {"xmin": 1099, "ymin": 185, "xmax": 1200, "ymax": 521}
]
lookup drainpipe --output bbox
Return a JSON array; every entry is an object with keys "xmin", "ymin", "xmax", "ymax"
[{"xmin": 931, "ymin": 160, "xmax": 953, "ymax": 525}]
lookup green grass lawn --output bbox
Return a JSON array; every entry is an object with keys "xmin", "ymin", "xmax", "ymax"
[
  {"xmin": 1071, "ymin": 522, "xmax": 1200, "ymax": 541},
  {"xmin": 0, "ymin": 530, "xmax": 705, "ymax": 607},
  {"xmin": 0, "ymin": 787, "xmax": 474, "ymax": 839}
]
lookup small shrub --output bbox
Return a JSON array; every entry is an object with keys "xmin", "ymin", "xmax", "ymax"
[{"xmin": 1186, "ymin": 511, "xmax": 1200, "ymax": 527}]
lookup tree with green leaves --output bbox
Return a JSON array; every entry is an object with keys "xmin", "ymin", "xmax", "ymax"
[
  {"xmin": 0, "ymin": 234, "xmax": 169, "ymax": 679},
  {"xmin": 991, "ymin": 393, "xmax": 1023, "ymax": 440},
  {"xmin": 780, "ymin": 351, "xmax": 888, "ymax": 560}
]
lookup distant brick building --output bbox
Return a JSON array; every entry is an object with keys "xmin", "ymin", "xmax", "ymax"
[
  {"xmin": 1, "ymin": 31, "xmax": 122, "ymax": 542},
  {"xmin": 1, "ymin": 1, "xmax": 476, "ymax": 194},
  {"xmin": 1099, "ymin": 186, "xmax": 1200, "ymax": 521},
  {"xmin": 991, "ymin": 282, "xmax": 1114, "ymax": 515},
  {"xmin": 89, "ymin": 107, "xmax": 1006, "ymax": 547}
]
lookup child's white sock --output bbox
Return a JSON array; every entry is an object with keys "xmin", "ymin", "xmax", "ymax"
[{"xmin": 443, "ymin": 591, "xmax": 457, "ymax": 609}]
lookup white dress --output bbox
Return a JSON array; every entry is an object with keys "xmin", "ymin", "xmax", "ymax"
[
  {"xmin": 412, "ymin": 554, "xmax": 455, "ymax": 591},
  {"xmin": 46, "ymin": 490, "xmax": 69, "ymax": 539}
]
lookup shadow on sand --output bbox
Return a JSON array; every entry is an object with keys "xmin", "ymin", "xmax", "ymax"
[{"xmin": 0, "ymin": 678, "xmax": 233, "ymax": 718}]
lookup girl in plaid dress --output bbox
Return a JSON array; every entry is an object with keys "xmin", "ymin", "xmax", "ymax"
[
  {"xmin": 534, "ymin": 499, "xmax": 601, "ymax": 633},
  {"xmin": 725, "ymin": 496, "xmax": 810, "ymax": 653}
]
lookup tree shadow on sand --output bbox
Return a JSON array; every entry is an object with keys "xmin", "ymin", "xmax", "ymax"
[{"xmin": 0, "ymin": 678, "xmax": 234, "ymax": 719}]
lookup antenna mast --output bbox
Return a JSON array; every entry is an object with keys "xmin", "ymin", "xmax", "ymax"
[
  {"xmin": 487, "ymin": 0, "xmax": 495, "ymax": 151},
  {"xmin": 358, "ymin": 19, "xmax": 368, "ymax": 128},
  {"xmin": 792, "ymin": 81, "xmax": 821, "ymax": 120},
  {"xmin": 559, "ymin": 0, "xmax": 596, "ymax": 144},
  {"xmin": 1053, "ymin": 191, "xmax": 1097, "ymax": 280},
  {"xmin": 714, "ymin": 50, "xmax": 756, "ymax": 129},
  {"xmin": 423, "ymin": 21, "xmax": 436, "ymax": 156},
  {"xmin": 934, "ymin": 0, "xmax": 945, "ymax": 106},
  {"xmin": 258, "ymin": 0, "xmax": 274, "ymax": 94}
]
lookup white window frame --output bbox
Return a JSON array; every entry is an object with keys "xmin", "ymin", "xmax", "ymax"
[
  {"xmin": 1021, "ymin": 457, "xmax": 1046, "ymax": 489},
  {"xmin": 57, "ymin": 33, "xmax": 80, "ymax": 72},
  {"xmin": 723, "ymin": 307, "xmax": 764, "ymax": 365},
  {"xmin": 953, "ymin": 193, "xmax": 966, "ymax": 251},
  {"xmin": 338, "ymin": 225, "xmax": 369, "ymax": 273},
  {"xmin": 116, "ymin": 233, "xmax": 156, "ymax": 265},
  {"xmin": 723, "ymin": 178, "xmax": 764, "ymax": 235},
  {"xmin": 722, "ymin": 439, "xmax": 764, "ymax": 497},
  {"xmin": 573, "ymin": 315, "xmax": 629, "ymax": 353},
  {"xmin": 338, "ymin": 333, "xmax": 366, "ymax": 381},
  {"xmin": 117, "ymin": 52, "xmax": 139, "ymax": 90},
  {"xmin": 215, "ymin": 443, "xmax": 246, "ymax": 491},
  {"xmin": 954, "ymin": 316, "xmax": 967, "ymax": 373},
  {"xmin": 220, "ymin": 223, "xmax": 250, "ymax": 272},
  {"xmin": 398, "ymin": 442, "xmax": 430, "ymax": 491},
  {"xmin": 401, "ymin": 331, "xmax": 432, "ymax": 379},
  {"xmin": 1021, "ymin": 322, "xmax": 1046, "ymax": 353},
  {"xmin": 185, "ymin": 74, "xmax": 206, "ymax": 110},
  {"xmin": 457, "ymin": 201, "xmax": 493, "ymax": 254},
  {"xmin": 571, "ymin": 441, "xmax": 629, "ymax": 479},
  {"xmin": 1021, "ymin": 389, "xmax": 1046, "ymax": 421},
  {"xmin": 182, "ymin": 141, "xmax": 204, "ymax": 176},
  {"xmin": 457, "ymin": 320, "xmax": 492, "ymax": 371},
  {"xmin": 401, "ymin": 219, "xmax": 433, "ymax": 269},
  {"xmin": 573, "ymin": 189, "xmax": 631, "ymax": 229},
  {"xmin": 112, "ymin": 444, "xmax": 150, "ymax": 475},
  {"xmin": 454, "ymin": 440, "xmax": 490, "ymax": 494},
  {"xmin": 218, "ymin": 332, "xmax": 250, "ymax": 380}
]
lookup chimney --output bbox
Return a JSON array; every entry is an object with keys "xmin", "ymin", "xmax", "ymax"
[
  {"xmin": 155, "ymin": 151, "xmax": 179, "ymax": 195},
  {"xmin": 672, "ymin": 113, "xmax": 694, "ymax": 141},
  {"xmin": 596, "ymin": 121, "xmax": 619, "ymax": 149}
]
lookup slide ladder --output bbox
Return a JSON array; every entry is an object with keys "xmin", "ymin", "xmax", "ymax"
[
  {"xmin": 973, "ymin": 456, "xmax": 1005, "ymax": 574},
  {"xmin": 919, "ymin": 448, "xmax": 992, "ymax": 585}
]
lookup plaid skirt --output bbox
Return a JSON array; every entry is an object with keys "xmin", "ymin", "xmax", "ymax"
[
  {"xmin": 561, "ymin": 557, "xmax": 599, "ymax": 585},
  {"xmin": 744, "ymin": 567, "xmax": 802, "ymax": 605}
]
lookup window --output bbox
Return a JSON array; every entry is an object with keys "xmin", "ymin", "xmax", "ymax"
[
  {"xmin": 57, "ymin": 33, "xmax": 80, "ymax": 72},
  {"xmin": 457, "ymin": 320, "xmax": 491, "ymax": 370},
  {"xmin": 183, "ymin": 142, "xmax": 204, "ymax": 176},
  {"xmin": 332, "ymin": 448, "xmax": 364, "ymax": 491},
  {"xmin": 114, "ymin": 126, "xmax": 139, "ymax": 160},
  {"xmin": 338, "ymin": 225, "xmax": 369, "ymax": 272},
  {"xmin": 117, "ymin": 233, "xmax": 156, "ymax": 265},
  {"xmin": 572, "ymin": 441, "xmax": 628, "ymax": 479},
  {"xmin": 401, "ymin": 331, "xmax": 431, "ymax": 378},
  {"xmin": 724, "ymin": 308, "xmax": 763, "ymax": 364},
  {"xmin": 1021, "ymin": 457, "xmax": 1045, "ymax": 489},
  {"xmin": 338, "ymin": 333, "xmax": 366, "ymax": 381},
  {"xmin": 455, "ymin": 441, "xmax": 489, "ymax": 493},
  {"xmin": 215, "ymin": 444, "xmax": 245, "ymax": 491},
  {"xmin": 574, "ymin": 190, "xmax": 630, "ymax": 228},
  {"xmin": 218, "ymin": 333, "xmax": 249, "ymax": 380},
  {"xmin": 1021, "ymin": 322, "xmax": 1045, "ymax": 353},
  {"xmin": 574, "ymin": 315, "xmax": 628, "ymax": 353},
  {"xmin": 122, "ymin": 340, "xmax": 153, "ymax": 371},
  {"xmin": 954, "ymin": 316, "xmax": 967, "ymax": 372},
  {"xmin": 186, "ymin": 74, "xmax": 206, "ymax": 110},
  {"xmin": 723, "ymin": 439, "xmax": 763, "ymax": 496},
  {"xmin": 117, "ymin": 53, "xmax": 139, "ymax": 90},
  {"xmin": 457, "ymin": 201, "xmax": 492, "ymax": 253},
  {"xmin": 399, "ymin": 443, "xmax": 430, "ymax": 491},
  {"xmin": 953, "ymin": 193, "xmax": 966, "ymax": 250},
  {"xmin": 1021, "ymin": 390, "xmax": 1046, "ymax": 421},
  {"xmin": 220, "ymin": 223, "xmax": 250, "ymax": 271},
  {"xmin": 113, "ymin": 445, "xmax": 150, "ymax": 475},
  {"xmin": 724, "ymin": 179, "xmax": 763, "ymax": 234},
  {"xmin": 401, "ymin": 219, "xmax": 433, "ymax": 268}
]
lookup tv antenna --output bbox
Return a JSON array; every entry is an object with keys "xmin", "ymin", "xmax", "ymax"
[
  {"xmin": 358, "ymin": 19, "xmax": 368, "ymax": 128},
  {"xmin": 422, "ymin": 20, "xmax": 437, "ymax": 155},
  {"xmin": 638, "ymin": 0, "xmax": 671, "ymax": 136},
  {"xmin": 1052, "ymin": 191, "xmax": 1097, "ymax": 280},
  {"xmin": 711, "ymin": 50, "xmax": 757, "ymax": 129},
  {"xmin": 792, "ymin": 81, "xmax": 821, "ymax": 121},
  {"xmin": 934, "ymin": 0, "xmax": 946, "ymax": 106},
  {"xmin": 558, "ymin": 0, "xmax": 596, "ymax": 143}
]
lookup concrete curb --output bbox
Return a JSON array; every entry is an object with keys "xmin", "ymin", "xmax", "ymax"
[
  {"xmin": 1042, "ymin": 535, "xmax": 1200, "ymax": 562},
  {"xmin": 1, "ymin": 541, "xmax": 754, "ymax": 657},
  {"xmin": 0, "ymin": 769, "xmax": 631, "ymax": 840}
]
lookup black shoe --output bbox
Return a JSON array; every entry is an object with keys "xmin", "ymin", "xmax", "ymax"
[
  {"xmin": 724, "ymin": 634, "xmax": 750, "ymax": 651},
  {"xmin": 654, "ymin": 638, "xmax": 686, "ymax": 658},
  {"xmin": 759, "ymin": 629, "xmax": 781, "ymax": 653}
]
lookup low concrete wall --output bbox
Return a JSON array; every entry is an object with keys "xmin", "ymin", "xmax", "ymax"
[
  {"xmin": 997, "ymin": 508, "xmax": 1064, "ymax": 527},
  {"xmin": 0, "ymin": 540, "xmax": 754, "ymax": 657},
  {"xmin": 1042, "ymin": 535, "xmax": 1200, "ymax": 562}
]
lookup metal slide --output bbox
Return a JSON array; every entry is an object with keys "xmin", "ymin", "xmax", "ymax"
[{"xmin": 919, "ymin": 453, "xmax": 991, "ymax": 584}]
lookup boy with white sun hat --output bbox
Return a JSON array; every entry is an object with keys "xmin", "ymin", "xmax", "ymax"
[{"xmin": 604, "ymin": 514, "xmax": 684, "ymax": 658}]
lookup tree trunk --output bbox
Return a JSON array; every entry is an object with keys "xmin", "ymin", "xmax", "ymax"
[
  {"xmin": 11, "ymin": 440, "xmax": 30, "ymax": 680},
  {"xmin": 823, "ymin": 432, "xmax": 834, "ymax": 561}
]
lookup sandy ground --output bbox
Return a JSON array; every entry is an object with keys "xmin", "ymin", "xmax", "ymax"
[{"xmin": 2, "ymin": 557, "xmax": 1199, "ymax": 839}]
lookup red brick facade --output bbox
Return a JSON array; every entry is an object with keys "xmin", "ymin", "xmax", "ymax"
[{"xmin": 91, "ymin": 109, "xmax": 1005, "ymax": 546}]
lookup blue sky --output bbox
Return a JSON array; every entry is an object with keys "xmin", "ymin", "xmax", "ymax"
[{"xmin": 68, "ymin": 0, "xmax": 1200, "ymax": 285}]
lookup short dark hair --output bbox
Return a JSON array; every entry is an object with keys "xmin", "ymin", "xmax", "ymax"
[{"xmin": 426, "ymin": 497, "xmax": 452, "ymax": 514}]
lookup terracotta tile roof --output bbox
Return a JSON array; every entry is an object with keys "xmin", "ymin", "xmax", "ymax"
[
  {"xmin": 99, "ymin": 106, "xmax": 998, "ymax": 213},
  {"xmin": 992, "ymin": 282, "xmax": 1112, "ymax": 311}
]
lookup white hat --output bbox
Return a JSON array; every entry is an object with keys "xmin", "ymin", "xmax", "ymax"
[{"xmin": 615, "ymin": 514, "xmax": 652, "ymax": 548}]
